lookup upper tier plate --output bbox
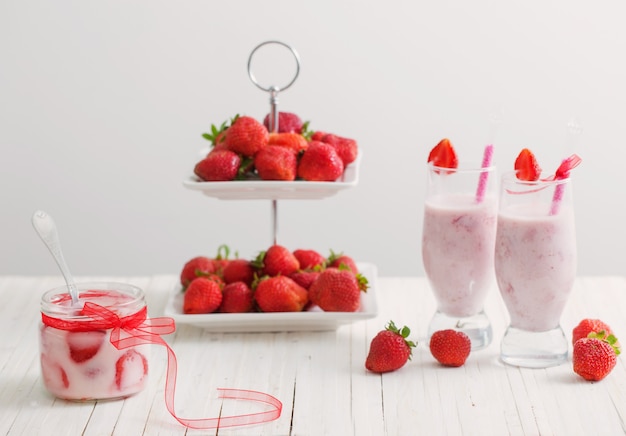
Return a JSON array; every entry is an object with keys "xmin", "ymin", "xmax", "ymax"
[{"xmin": 183, "ymin": 151, "xmax": 361, "ymax": 200}]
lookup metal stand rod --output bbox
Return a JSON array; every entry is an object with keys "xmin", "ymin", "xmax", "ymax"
[
  {"xmin": 247, "ymin": 40, "xmax": 300, "ymax": 247},
  {"xmin": 271, "ymin": 199, "xmax": 278, "ymax": 245}
]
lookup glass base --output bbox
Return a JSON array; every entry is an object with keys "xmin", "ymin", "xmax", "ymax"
[
  {"xmin": 427, "ymin": 310, "xmax": 493, "ymax": 350},
  {"xmin": 500, "ymin": 325, "xmax": 568, "ymax": 368}
]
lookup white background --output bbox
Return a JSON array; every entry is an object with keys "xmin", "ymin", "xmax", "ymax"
[{"xmin": 1, "ymin": 1, "xmax": 624, "ymax": 277}]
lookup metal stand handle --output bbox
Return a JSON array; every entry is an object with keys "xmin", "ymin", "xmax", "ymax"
[{"xmin": 247, "ymin": 41, "xmax": 301, "ymax": 245}]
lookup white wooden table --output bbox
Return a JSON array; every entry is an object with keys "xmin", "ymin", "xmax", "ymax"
[{"xmin": 1, "ymin": 274, "xmax": 625, "ymax": 435}]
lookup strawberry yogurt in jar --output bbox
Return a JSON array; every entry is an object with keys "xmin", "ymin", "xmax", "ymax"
[{"xmin": 39, "ymin": 282, "xmax": 150, "ymax": 401}]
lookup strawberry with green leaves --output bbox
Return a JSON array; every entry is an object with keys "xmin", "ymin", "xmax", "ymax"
[
  {"xmin": 202, "ymin": 115, "xmax": 238, "ymax": 148},
  {"xmin": 573, "ymin": 330, "xmax": 621, "ymax": 381},
  {"xmin": 225, "ymin": 115, "xmax": 269, "ymax": 157},
  {"xmin": 429, "ymin": 329, "xmax": 471, "ymax": 367},
  {"xmin": 297, "ymin": 141, "xmax": 344, "ymax": 181},
  {"xmin": 572, "ymin": 318, "xmax": 614, "ymax": 345},
  {"xmin": 263, "ymin": 111, "xmax": 304, "ymax": 134},
  {"xmin": 365, "ymin": 321, "xmax": 416, "ymax": 373},
  {"xmin": 293, "ymin": 249, "xmax": 326, "ymax": 270},
  {"xmin": 183, "ymin": 277, "xmax": 223, "ymax": 314},
  {"xmin": 254, "ymin": 145, "xmax": 298, "ymax": 181},
  {"xmin": 194, "ymin": 149, "xmax": 242, "ymax": 181},
  {"xmin": 428, "ymin": 138, "xmax": 458, "ymax": 169},
  {"xmin": 268, "ymin": 132, "xmax": 308, "ymax": 154},
  {"xmin": 222, "ymin": 258, "xmax": 255, "ymax": 286},
  {"xmin": 220, "ymin": 281, "xmax": 254, "ymax": 313},
  {"xmin": 327, "ymin": 250, "xmax": 358, "ymax": 274},
  {"xmin": 254, "ymin": 245, "xmax": 300, "ymax": 277},
  {"xmin": 254, "ymin": 275, "xmax": 308, "ymax": 312},
  {"xmin": 514, "ymin": 148, "xmax": 541, "ymax": 181},
  {"xmin": 308, "ymin": 266, "xmax": 368, "ymax": 312},
  {"xmin": 318, "ymin": 133, "xmax": 358, "ymax": 167},
  {"xmin": 180, "ymin": 256, "xmax": 216, "ymax": 287},
  {"xmin": 289, "ymin": 270, "xmax": 320, "ymax": 291}
]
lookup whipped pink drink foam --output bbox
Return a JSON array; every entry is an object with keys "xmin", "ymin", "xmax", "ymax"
[
  {"xmin": 495, "ymin": 203, "xmax": 576, "ymax": 332},
  {"xmin": 422, "ymin": 193, "xmax": 497, "ymax": 317},
  {"xmin": 39, "ymin": 285, "xmax": 150, "ymax": 401}
]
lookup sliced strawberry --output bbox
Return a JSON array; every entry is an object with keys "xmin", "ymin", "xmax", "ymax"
[
  {"xmin": 115, "ymin": 349, "xmax": 148, "ymax": 391},
  {"xmin": 67, "ymin": 330, "xmax": 106, "ymax": 363},
  {"xmin": 41, "ymin": 356, "xmax": 70, "ymax": 390},
  {"xmin": 514, "ymin": 148, "xmax": 541, "ymax": 181},
  {"xmin": 428, "ymin": 138, "xmax": 458, "ymax": 169}
]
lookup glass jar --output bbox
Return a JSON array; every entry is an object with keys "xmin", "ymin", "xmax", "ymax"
[{"xmin": 39, "ymin": 282, "xmax": 150, "ymax": 401}]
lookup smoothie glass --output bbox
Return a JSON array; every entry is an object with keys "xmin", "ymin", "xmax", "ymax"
[
  {"xmin": 40, "ymin": 282, "xmax": 150, "ymax": 401},
  {"xmin": 422, "ymin": 162, "xmax": 497, "ymax": 349},
  {"xmin": 495, "ymin": 172, "xmax": 576, "ymax": 368}
]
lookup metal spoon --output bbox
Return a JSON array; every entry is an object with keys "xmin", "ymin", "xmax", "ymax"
[{"xmin": 32, "ymin": 210, "xmax": 80, "ymax": 304}]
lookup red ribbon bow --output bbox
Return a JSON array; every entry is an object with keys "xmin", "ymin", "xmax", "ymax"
[{"xmin": 42, "ymin": 302, "xmax": 282, "ymax": 430}]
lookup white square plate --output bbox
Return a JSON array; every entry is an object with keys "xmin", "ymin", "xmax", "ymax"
[
  {"xmin": 183, "ymin": 152, "xmax": 361, "ymax": 200},
  {"xmin": 163, "ymin": 262, "xmax": 378, "ymax": 332}
]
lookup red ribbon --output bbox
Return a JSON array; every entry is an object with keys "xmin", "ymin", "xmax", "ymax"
[{"xmin": 42, "ymin": 302, "xmax": 282, "ymax": 429}]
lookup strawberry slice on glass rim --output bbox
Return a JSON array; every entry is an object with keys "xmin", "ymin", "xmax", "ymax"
[
  {"xmin": 514, "ymin": 148, "xmax": 541, "ymax": 181},
  {"xmin": 428, "ymin": 138, "xmax": 458, "ymax": 170}
]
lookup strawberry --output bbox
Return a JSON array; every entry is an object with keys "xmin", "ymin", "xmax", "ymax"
[
  {"xmin": 572, "ymin": 318, "xmax": 614, "ymax": 346},
  {"xmin": 428, "ymin": 138, "xmax": 458, "ymax": 169},
  {"xmin": 202, "ymin": 116, "xmax": 236, "ymax": 147},
  {"xmin": 254, "ymin": 275, "xmax": 308, "ymax": 312},
  {"xmin": 289, "ymin": 270, "xmax": 320, "ymax": 291},
  {"xmin": 573, "ymin": 333, "xmax": 620, "ymax": 381},
  {"xmin": 208, "ymin": 244, "xmax": 232, "ymax": 278},
  {"xmin": 254, "ymin": 145, "xmax": 298, "ymax": 181},
  {"xmin": 268, "ymin": 132, "xmax": 309, "ymax": 154},
  {"xmin": 514, "ymin": 148, "xmax": 541, "ymax": 181},
  {"xmin": 293, "ymin": 249, "xmax": 326, "ymax": 270},
  {"xmin": 222, "ymin": 258, "xmax": 255, "ymax": 286},
  {"xmin": 220, "ymin": 281, "xmax": 255, "ymax": 313},
  {"xmin": 429, "ymin": 329, "xmax": 471, "ymax": 367},
  {"xmin": 310, "ymin": 131, "xmax": 326, "ymax": 141},
  {"xmin": 254, "ymin": 245, "xmax": 300, "ymax": 277},
  {"xmin": 365, "ymin": 321, "xmax": 416, "ymax": 373},
  {"xmin": 183, "ymin": 277, "xmax": 223, "ymax": 314},
  {"xmin": 319, "ymin": 133, "xmax": 358, "ymax": 166},
  {"xmin": 225, "ymin": 115, "xmax": 269, "ymax": 157},
  {"xmin": 327, "ymin": 250, "xmax": 358, "ymax": 274},
  {"xmin": 66, "ymin": 330, "xmax": 106, "ymax": 363},
  {"xmin": 115, "ymin": 349, "xmax": 148, "ymax": 390},
  {"xmin": 297, "ymin": 141, "xmax": 345, "ymax": 182},
  {"xmin": 180, "ymin": 256, "xmax": 215, "ymax": 287},
  {"xmin": 263, "ymin": 111, "xmax": 304, "ymax": 134},
  {"xmin": 308, "ymin": 267, "xmax": 368, "ymax": 312},
  {"xmin": 194, "ymin": 149, "xmax": 241, "ymax": 181}
]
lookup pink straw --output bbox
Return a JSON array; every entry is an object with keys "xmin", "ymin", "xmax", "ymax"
[
  {"xmin": 475, "ymin": 144, "xmax": 494, "ymax": 203},
  {"xmin": 549, "ymin": 154, "xmax": 582, "ymax": 215}
]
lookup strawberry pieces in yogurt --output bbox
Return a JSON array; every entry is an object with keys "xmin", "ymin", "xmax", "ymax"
[{"xmin": 67, "ymin": 330, "xmax": 106, "ymax": 363}]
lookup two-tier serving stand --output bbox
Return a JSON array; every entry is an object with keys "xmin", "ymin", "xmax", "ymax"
[{"xmin": 183, "ymin": 41, "xmax": 361, "ymax": 244}]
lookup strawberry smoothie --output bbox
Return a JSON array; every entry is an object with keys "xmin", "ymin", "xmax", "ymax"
[
  {"xmin": 495, "ymin": 202, "xmax": 577, "ymax": 332},
  {"xmin": 422, "ymin": 194, "xmax": 497, "ymax": 318},
  {"xmin": 40, "ymin": 283, "xmax": 150, "ymax": 401}
]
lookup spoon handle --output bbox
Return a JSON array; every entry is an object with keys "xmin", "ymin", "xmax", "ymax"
[{"xmin": 32, "ymin": 210, "xmax": 80, "ymax": 304}]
